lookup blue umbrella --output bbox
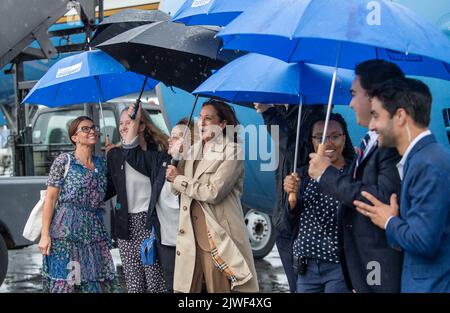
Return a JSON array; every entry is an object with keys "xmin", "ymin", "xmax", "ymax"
[
  {"xmin": 22, "ymin": 50, "xmax": 158, "ymax": 135},
  {"xmin": 23, "ymin": 50, "xmax": 158, "ymax": 107},
  {"xmin": 217, "ymin": 0, "xmax": 450, "ymax": 153},
  {"xmin": 172, "ymin": 0, "xmax": 253, "ymax": 26},
  {"xmin": 193, "ymin": 53, "xmax": 353, "ymax": 105},
  {"xmin": 217, "ymin": 0, "xmax": 450, "ymax": 80},
  {"xmin": 193, "ymin": 53, "xmax": 354, "ymax": 206}
]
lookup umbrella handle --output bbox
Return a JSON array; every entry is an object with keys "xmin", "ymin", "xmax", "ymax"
[
  {"xmin": 317, "ymin": 143, "xmax": 326, "ymax": 156},
  {"xmin": 131, "ymin": 76, "xmax": 149, "ymax": 120},
  {"xmin": 288, "ymin": 172, "xmax": 299, "ymax": 209},
  {"xmin": 130, "ymin": 99, "xmax": 140, "ymax": 120},
  {"xmin": 288, "ymin": 192, "xmax": 297, "ymax": 209}
]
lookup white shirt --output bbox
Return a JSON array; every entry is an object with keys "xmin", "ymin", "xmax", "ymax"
[
  {"xmin": 395, "ymin": 130, "xmax": 432, "ymax": 180},
  {"xmin": 155, "ymin": 181, "xmax": 180, "ymax": 246},
  {"xmin": 385, "ymin": 130, "xmax": 432, "ymax": 229},
  {"xmin": 125, "ymin": 161, "xmax": 151, "ymax": 214}
]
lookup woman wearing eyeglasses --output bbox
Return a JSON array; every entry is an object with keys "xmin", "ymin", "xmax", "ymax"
[
  {"xmin": 39, "ymin": 116, "xmax": 121, "ymax": 293},
  {"xmin": 283, "ymin": 113, "xmax": 355, "ymax": 293}
]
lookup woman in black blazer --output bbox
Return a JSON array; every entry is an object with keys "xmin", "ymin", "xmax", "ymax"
[{"xmin": 105, "ymin": 107, "xmax": 170, "ymax": 293}]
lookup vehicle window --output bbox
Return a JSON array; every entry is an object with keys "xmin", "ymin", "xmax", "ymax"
[
  {"xmin": 33, "ymin": 110, "xmax": 84, "ymax": 145},
  {"xmin": 146, "ymin": 110, "xmax": 169, "ymax": 135},
  {"xmin": 33, "ymin": 109, "xmax": 118, "ymax": 145},
  {"xmin": 100, "ymin": 109, "xmax": 119, "ymax": 145}
]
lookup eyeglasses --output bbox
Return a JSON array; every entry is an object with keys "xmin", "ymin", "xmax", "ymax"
[
  {"xmin": 76, "ymin": 125, "xmax": 100, "ymax": 134},
  {"xmin": 311, "ymin": 133, "xmax": 344, "ymax": 143}
]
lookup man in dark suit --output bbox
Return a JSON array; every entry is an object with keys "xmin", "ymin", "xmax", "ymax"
[
  {"xmin": 354, "ymin": 78, "xmax": 450, "ymax": 292},
  {"xmin": 308, "ymin": 60, "xmax": 404, "ymax": 292}
]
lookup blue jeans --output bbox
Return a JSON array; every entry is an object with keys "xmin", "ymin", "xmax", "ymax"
[
  {"xmin": 275, "ymin": 229, "xmax": 297, "ymax": 293},
  {"xmin": 296, "ymin": 259, "xmax": 350, "ymax": 293}
]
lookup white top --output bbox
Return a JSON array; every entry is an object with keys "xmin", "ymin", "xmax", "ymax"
[
  {"xmin": 396, "ymin": 130, "xmax": 432, "ymax": 180},
  {"xmin": 155, "ymin": 181, "xmax": 180, "ymax": 246},
  {"xmin": 125, "ymin": 161, "xmax": 151, "ymax": 214}
]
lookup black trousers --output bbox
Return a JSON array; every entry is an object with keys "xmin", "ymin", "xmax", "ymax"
[{"xmin": 157, "ymin": 243, "xmax": 176, "ymax": 293}]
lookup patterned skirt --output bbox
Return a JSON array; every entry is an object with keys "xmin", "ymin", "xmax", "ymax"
[
  {"xmin": 42, "ymin": 205, "xmax": 122, "ymax": 293},
  {"xmin": 117, "ymin": 212, "xmax": 167, "ymax": 293}
]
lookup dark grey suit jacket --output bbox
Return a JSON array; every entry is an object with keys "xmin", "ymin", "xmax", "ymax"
[{"xmin": 319, "ymin": 144, "xmax": 403, "ymax": 293}]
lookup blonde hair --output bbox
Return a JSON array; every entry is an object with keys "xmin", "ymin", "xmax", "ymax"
[{"xmin": 121, "ymin": 107, "xmax": 169, "ymax": 151}]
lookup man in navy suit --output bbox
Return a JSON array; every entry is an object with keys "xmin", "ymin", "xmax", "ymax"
[
  {"xmin": 308, "ymin": 60, "xmax": 404, "ymax": 293},
  {"xmin": 354, "ymin": 78, "xmax": 450, "ymax": 292}
]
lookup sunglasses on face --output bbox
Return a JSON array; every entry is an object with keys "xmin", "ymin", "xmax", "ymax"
[{"xmin": 76, "ymin": 125, "xmax": 100, "ymax": 134}]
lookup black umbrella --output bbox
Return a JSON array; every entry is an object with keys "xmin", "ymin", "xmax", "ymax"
[
  {"xmin": 90, "ymin": 9, "xmax": 170, "ymax": 46},
  {"xmin": 96, "ymin": 20, "xmax": 242, "ymax": 92}
]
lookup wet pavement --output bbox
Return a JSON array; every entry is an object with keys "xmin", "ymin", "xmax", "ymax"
[{"xmin": 0, "ymin": 244, "xmax": 289, "ymax": 293}]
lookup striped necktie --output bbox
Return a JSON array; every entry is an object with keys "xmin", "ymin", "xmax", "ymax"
[{"xmin": 354, "ymin": 133, "xmax": 371, "ymax": 177}]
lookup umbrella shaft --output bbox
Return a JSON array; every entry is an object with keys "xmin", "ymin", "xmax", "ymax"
[
  {"xmin": 321, "ymin": 68, "xmax": 337, "ymax": 145},
  {"xmin": 184, "ymin": 94, "xmax": 199, "ymax": 139},
  {"xmin": 292, "ymin": 99, "xmax": 303, "ymax": 173},
  {"xmin": 171, "ymin": 94, "xmax": 199, "ymax": 167},
  {"xmin": 94, "ymin": 76, "xmax": 107, "ymax": 136},
  {"xmin": 322, "ymin": 42, "xmax": 342, "ymax": 146}
]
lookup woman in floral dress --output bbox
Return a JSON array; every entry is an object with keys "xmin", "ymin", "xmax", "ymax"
[{"xmin": 38, "ymin": 116, "xmax": 121, "ymax": 293}]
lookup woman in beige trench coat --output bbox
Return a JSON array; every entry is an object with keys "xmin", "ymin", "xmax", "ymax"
[{"xmin": 166, "ymin": 100, "xmax": 259, "ymax": 293}]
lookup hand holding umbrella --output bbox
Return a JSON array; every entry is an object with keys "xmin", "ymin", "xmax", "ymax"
[
  {"xmin": 284, "ymin": 173, "xmax": 301, "ymax": 210},
  {"xmin": 126, "ymin": 101, "xmax": 143, "ymax": 144}
]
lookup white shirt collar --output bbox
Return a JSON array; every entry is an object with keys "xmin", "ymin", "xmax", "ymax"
[
  {"xmin": 396, "ymin": 130, "xmax": 432, "ymax": 180},
  {"xmin": 362, "ymin": 131, "xmax": 378, "ymax": 158},
  {"xmin": 367, "ymin": 130, "xmax": 378, "ymax": 142}
]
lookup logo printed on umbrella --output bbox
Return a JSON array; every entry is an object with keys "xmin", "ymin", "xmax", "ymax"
[
  {"xmin": 367, "ymin": 1, "xmax": 381, "ymax": 26},
  {"xmin": 56, "ymin": 62, "xmax": 82, "ymax": 78},
  {"xmin": 192, "ymin": 0, "xmax": 211, "ymax": 8}
]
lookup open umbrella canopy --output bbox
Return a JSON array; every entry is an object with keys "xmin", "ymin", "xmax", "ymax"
[
  {"xmin": 193, "ymin": 53, "xmax": 353, "ymax": 105},
  {"xmin": 97, "ymin": 20, "xmax": 242, "ymax": 92},
  {"xmin": 90, "ymin": 9, "xmax": 170, "ymax": 46},
  {"xmin": 172, "ymin": 0, "xmax": 253, "ymax": 26},
  {"xmin": 218, "ymin": 0, "xmax": 450, "ymax": 80},
  {"xmin": 22, "ymin": 50, "xmax": 158, "ymax": 107}
]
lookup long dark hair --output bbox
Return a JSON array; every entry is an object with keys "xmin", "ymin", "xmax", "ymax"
[
  {"xmin": 305, "ymin": 113, "xmax": 356, "ymax": 162},
  {"xmin": 202, "ymin": 99, "xmax": 240, "ymax": 143}
]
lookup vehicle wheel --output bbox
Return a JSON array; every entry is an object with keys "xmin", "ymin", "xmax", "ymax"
[
  {"xmin": 0, "ymin": 235, "xmax": 8, "ymax": 286},
  {"xmin": 244, "ymin": 209, "xmax": 276, "ymax": 259}
]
